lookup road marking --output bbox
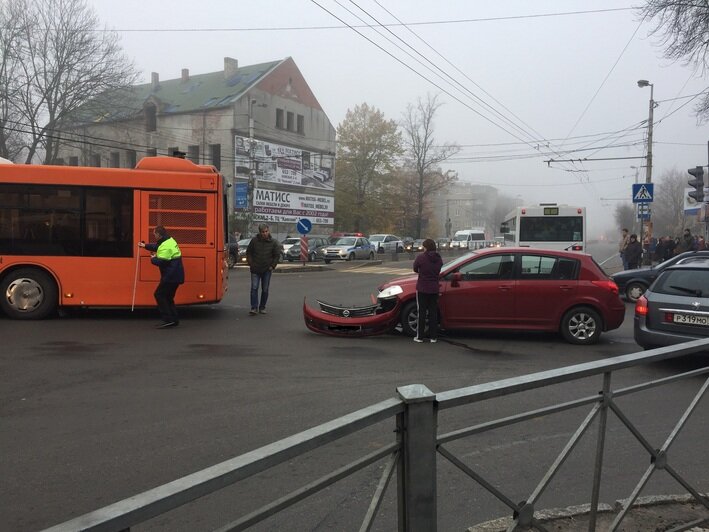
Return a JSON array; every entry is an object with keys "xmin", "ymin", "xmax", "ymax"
[{"xmin": 343, "ymin": 266, "xmax": 412, "ymax": 275}]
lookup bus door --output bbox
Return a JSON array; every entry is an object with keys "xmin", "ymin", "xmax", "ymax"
[{"xmin": 138, "ymin": 190, "xmax": 216, "ymax": 300}]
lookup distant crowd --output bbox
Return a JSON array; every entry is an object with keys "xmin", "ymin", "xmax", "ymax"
[{"xmin": 619, "ymin": 227, "xmax": 704, "ymax": 270}]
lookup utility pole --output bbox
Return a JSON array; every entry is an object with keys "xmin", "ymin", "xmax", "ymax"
[
  {"xmin": 637, "ymin": 79, "xmax": 655, "ymax": 264},
  {"xmin": 248, "ymin": 98, "xmax": 257, "ymax": 233}
]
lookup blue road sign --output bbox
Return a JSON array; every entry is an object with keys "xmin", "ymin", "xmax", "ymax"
[
  {"xmin": 296, "ymin": 218, "xmax": 312, "ymax": 235},
  {"xmin": 235, "ymin": 182, "xmax": 248, "ymax": 209},
  {"xmin": 632, "ymin": 183, "xmax": 654, "ymax": 203},
  {"xmin": 637, "ymin": 203, "xmax": 651, "ymax": 220}
]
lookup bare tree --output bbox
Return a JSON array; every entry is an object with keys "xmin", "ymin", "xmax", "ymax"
[
  {"xmin": 639, "ymin": 1, "xmax": 709, "ymax": 119},
  {"xmin": 652, "ymin": 167, "xmax": 702, "ymax": 237},
  {"xmin": 0, "ymin": 0, "xmax": 138, "ymax": 164},
  {"xmin": 401, "ymin": 94, "xmax": 459, "ymax": 238},
  {"xmin": 0, "ymin": 0, "xmax": 30, "ymax": 160}
]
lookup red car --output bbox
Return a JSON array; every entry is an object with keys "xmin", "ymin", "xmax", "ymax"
[{"xmin": 303, "ymin": 247, "xmax": 625, "ymax": 345}]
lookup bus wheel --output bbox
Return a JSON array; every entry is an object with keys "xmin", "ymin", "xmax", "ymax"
[{"xmin": 0, "ymin": 268, "xmax": 58, "ymax": 319}]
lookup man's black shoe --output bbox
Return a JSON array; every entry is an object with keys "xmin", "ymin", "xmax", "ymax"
[{"xmin": 156, "ymin": 321, "xmax": 178, "ymax": 329}]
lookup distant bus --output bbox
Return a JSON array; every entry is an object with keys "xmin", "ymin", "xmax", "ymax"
[
  {"xmin": 0, "ymin": 157, "xmax": 229, "ymax": 319},
  {"xmin": 500, "ymin": 204, "xmax": 586, "ymax": 252}
]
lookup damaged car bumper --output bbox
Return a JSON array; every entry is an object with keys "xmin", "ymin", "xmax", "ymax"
[{"xmin": 303, "ymin": 295, "xmax": 401, "ymax": 337}]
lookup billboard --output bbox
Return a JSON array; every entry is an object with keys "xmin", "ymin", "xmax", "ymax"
[
  {"xmin": 252, "ymin": 187, "xmax": 334, "ymax": 225},
  {"xmin": 234, "ymin": 135, "xmax": 334, "ymax": 190}
]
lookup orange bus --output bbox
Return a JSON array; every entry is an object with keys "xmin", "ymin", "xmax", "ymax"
[{"xmin": 0, "ymin": 157, "xmax": 229, "ymax": 319}]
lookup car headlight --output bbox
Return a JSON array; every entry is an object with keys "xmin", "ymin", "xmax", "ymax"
[{"xmin": 378, "ymin": 285, "xmax": 404, "ymax": 299}]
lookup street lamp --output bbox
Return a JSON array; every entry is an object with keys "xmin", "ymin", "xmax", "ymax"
[{"xmin": 637, "ymin": 79, "xmax": 655, "ymax": 263}]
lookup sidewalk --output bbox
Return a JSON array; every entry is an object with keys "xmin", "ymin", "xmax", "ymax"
[{"xmin": 469, "ymin": 493, "xmax": 709, "ymax": 531}]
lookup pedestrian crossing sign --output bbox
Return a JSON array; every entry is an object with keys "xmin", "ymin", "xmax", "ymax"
[{"xmin": 632, "ymin": 183, "xmax": 654, "ymax": 203}]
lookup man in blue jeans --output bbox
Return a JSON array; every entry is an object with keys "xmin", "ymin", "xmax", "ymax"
[{"xmin": 245, "ymin": 224, "xmax": 281, "ymax": 315}]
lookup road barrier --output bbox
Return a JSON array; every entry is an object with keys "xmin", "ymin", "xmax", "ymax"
[{"xmin": 44, "ymin": 340, "xmax": 709, "ymax": 531}]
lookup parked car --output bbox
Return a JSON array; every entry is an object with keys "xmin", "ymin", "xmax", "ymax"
[
  {"xmin": 285, "ymin": 236, "xmax": 330, "ymax": 262},
  {"xmin": 436, "ymin": 238, "xmax": 451, "ymax": 250},
  {"xmin": 410, "ymin": 239, "xmax": 426, "ymax": 252},
  {"xmin": 368, "ymin": 234, "xmax": 403, "ymax": 254},
  {"xmin": 322, "ymin": 236, "xmax": 376, "ymax": 263},
  {"xmin": 634, "ymin": 260, "xmax": 709, "ymax": 349},
  {"xmin": 280, "ymin": 237, "xmax": 301, "ymax": 260},
  {"xmin": 611, "ymin": 250, "xmax": 709, "ymax": 302},
  {"xmin": 234, "ymin": 238, "xmax": 252, "ymax": 266},
  {"xmin": 304, "ymin": 247, "xmax": 625, "ymax": 344}
]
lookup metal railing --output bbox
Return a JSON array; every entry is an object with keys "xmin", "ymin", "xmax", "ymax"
[{"xmin": 44, "ymin": 340, "xmax": 709, "ymax": 532}]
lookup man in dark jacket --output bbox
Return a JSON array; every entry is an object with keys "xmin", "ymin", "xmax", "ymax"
[
  {"xmin": 624, "ymin": 234, "xmax": 643, "ymax": 269},
  {"xmin": 246, "ymin": 224, "xmax": 281, "ymax": 315},
  {"xmin": 139, "ymin": 225, "xmax": 185, "ymax": 328},
  {"xmin": 412, "ymin": 238, "xmax": 443, "ymax": 343}
]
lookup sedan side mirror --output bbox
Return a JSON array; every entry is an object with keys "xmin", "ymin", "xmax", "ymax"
[{"xmin": 450, "ymin": 271, "xmax": 462, "ymax": 287}]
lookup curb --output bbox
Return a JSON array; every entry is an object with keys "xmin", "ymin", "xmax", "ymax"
[{"xmin": 468, "ymin": 493, "xmax": 709, "ymax": 532}]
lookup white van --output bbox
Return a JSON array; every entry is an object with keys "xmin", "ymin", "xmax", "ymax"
[{"xmin": 450, "ymin": 229, "xmax": 486, "ymax": 250}]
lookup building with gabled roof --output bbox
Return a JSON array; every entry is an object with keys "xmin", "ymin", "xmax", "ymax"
[{"xmin": 55, "ymin": 56, "xmax": 337, "ymax": 238}]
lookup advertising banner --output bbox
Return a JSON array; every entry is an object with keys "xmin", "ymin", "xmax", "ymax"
[
  {"xmin": 234, "ymin": 135, "xmax": 334, "ymax": 190},
  {"xmin": 252, "ymin": 187, "xmax": 334, "ymax": 224}
]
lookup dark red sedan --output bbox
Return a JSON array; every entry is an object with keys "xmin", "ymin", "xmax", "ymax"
[{"xmin": 303, "ymin": 247, "xmax": 625, "ymax": 345}]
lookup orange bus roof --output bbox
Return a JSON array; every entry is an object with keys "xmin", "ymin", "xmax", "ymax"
[{"xmin": 0, "ymin": 157, "xmax": 221, "ymax": 190}]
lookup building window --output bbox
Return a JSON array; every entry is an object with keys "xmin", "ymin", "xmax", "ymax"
[
  {"xmin": 145, "ymin": 104, "xmax": 157, "ymax": 132},
  {"xmin": 188, "ymin": 145, "xmax": 199, "ymax": 163},
  {"xmin": 126, "ymin": 150, "xmax": 137, "ymax": 168},
  {"xmin": 53, "ymin": 158, "xmax": 65, "ymax": 165},
  {"xmin": 297, "ymin": 114, "xmax": 304, "ymax": 134},
  {"xmin": 146, "ymin": 148, "xmax": 157, "ymax": 157},
  {"xmin": 91, "ymin": 154, "xmax": 101, "ymax": 167},
  {"xmin": 110, "ymin": 152, "xmax": 120, "ymax": 168},
  {"xmin": 69, "ymin": 156, "xmax": 79, "ymax": 166},
  {"xmin": 209, "ymin": 144, "xmax": 221, "ymax": 170},
  {"xmin": 286, "ymin": 112, "xmax": 294, "ymax": 131},
  {"xmin": 276, "ymin": 108, "xmax": 284, "ymax": 129},
  {"xmin": 168, "ymin": 147, "xmax": 179, "ymax": 157}
]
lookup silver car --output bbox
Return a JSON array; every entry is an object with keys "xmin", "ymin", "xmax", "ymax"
[
  {"xmin": 634, "ymin": 260, "xmax": 709, "ymax": 349},
  {"xmin": 368, "ymin": 234, "xmax": 403, "ymax": 254},
  {"xmin": 323, "ymin": 237, "xmax": 376, "ymax": 263}
]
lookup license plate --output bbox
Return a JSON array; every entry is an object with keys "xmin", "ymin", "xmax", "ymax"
[{"xmin": 672, "ymin": 313, "xmax": 709, "ymax": 326}]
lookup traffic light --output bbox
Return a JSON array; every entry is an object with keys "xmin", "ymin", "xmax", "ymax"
[{"xmin": 688, "ymin": 166, "xmax": 705, "ymax": 203}]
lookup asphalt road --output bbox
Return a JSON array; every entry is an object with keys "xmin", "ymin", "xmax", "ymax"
[{"xmin": 2, "ymin": 245, "xmax": 707, "ymax": 531}]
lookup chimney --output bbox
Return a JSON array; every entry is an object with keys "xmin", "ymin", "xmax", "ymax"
[
  {"xmin": 181, "ymin": 68, "xmax": 189, "ymax": 82},
  {"xmin": 224, "ymin": 57, "xmax": 238, "ymax": 79},
  {"xmin": 151, "ymin": 72, "xmax": 159, "ymax": 90}
]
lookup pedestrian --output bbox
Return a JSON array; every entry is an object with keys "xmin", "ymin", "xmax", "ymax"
[
  {"xmin": 664, "ymin": 236, "xmax": 675, "ymax": 260},
  {"xmin": 624, "ymin": 233, "xmax": 643, "ymax": 269},
  {"xmin": 675, "ymin": 228, "xmax": 694, "ymax": 254},
  {"xmin": 412, "ymin": 238, "xmax": 443, "ymax": 343},
  {"xmin": 618, "ymin": 228, "xmax": 629, "ymax": 269},
  {"xmin": 138, "ymin": 225, "xmax": 185, "ymax": 328},
  {"xmin": 246, "ymin": 223, "xmax": 281, "ymax": 315}
]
